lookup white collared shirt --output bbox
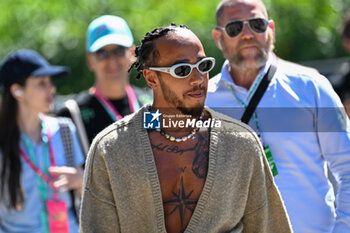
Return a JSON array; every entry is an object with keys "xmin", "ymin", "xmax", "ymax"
[{"xmin": 206, "ymin": 54, "xmax": 350, "ymax": 233}]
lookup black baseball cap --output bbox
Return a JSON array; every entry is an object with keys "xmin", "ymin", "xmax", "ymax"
[{"xmin": 0, "ymin": 49, "xmax": 70, "ymax": 87}]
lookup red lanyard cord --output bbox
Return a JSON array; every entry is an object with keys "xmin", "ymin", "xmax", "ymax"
[
  {"xmin": 91, "ymin": 85, "xmax": 139, "ymax": 121},
  {"xmin": 19, "ymin": 147, "xmax": 56, "ymax": 190},
  {"xmin": 19, "ymin": 118, "xmax": 58, "ymax": 192}
]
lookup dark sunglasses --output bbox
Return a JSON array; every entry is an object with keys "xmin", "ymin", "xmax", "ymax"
[
  {"xmin": 95, "ymin": 46, "xmax": 127, "ymax": 60},
  {"xmin": 216, "ymin": 18, "xmax": 269, "ymax": 38},
  {"xmin": 148, "ymin": 57, "xmax": 215, "ymax": 79}
]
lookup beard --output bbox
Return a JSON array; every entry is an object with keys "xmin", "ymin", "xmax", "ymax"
[
  {"xmin": 222, "ymin": 33, "xmax": 274, "ymax": 71},
  {"xmin": 158, "ymin": 77, "xmax": 206, "ymax": 118},
  {"xmin": 177, "ymin": 105, "xmax": 204, "ymax": 118}
]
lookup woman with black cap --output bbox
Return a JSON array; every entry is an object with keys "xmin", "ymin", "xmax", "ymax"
[{"xmin": 0, "ymin": 49, "xmax": 84, "ymax": 233}]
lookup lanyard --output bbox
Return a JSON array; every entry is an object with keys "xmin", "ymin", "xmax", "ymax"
[
  {"xmin": 225, "ymin": 63, "xmax": 276, "ymax": 135},
  {"xmin": 19, "ymin": 118, "xmax": 57, "ymax": 233},
  {"xmin": 91, "ymin": 85, "xmax": 140, "ymax": 121},
  {"xmin": 19, "ymin": 119, "xmax": 57, "ymax": 191},
  {"xmin": 19, "ymin": 147, "xmax": 56, "ymax": 191},
  {"xmin": 225, "ymin": 83, "xmax": 262, "ymax": 133},
  {"xmin": 246, "ymin": 71, "xmax": 266, "ymax": 102},
  {"xmin": 225, "ymin": 65, "xmax": 279, "ymax": 177}
]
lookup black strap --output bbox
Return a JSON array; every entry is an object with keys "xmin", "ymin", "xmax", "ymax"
[{"xmin": 241, "ymin": 65, "xmax": 277, "ymax": 124}]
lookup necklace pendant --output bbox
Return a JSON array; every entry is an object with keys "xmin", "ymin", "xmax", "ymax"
[
  {"xmin": 157, "ymin": 129, "xmax": 200, "ymax": 143},
  {"xmin": 175, "ymin": 138, "xmax": 183, "ymax": 142}
]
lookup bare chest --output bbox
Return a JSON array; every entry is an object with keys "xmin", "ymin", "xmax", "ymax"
[{"xmin": 149, "ymin": 130, "xmax": 209, "ymax": 233}]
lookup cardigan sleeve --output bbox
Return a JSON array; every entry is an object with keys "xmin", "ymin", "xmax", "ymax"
[
  {"xmin": 80, "ymin": 138, "xmax": 120, "ymax": 233},
  {"xmin": 242, "ymin": 140, "xmax": 292, "ymax": 233}
]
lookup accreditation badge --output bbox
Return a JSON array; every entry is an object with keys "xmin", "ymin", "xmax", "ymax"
[
  {"xmin": 47, "ymin": 199, "xmax": 70, "ymax": 233},
  {"xmin": 264, "ymin": 145, "xmax": 278, "ymax": 176}
]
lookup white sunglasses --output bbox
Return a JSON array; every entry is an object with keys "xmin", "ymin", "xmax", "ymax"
[{"xmin": 148, "ymin": 57, "xmax": 215, "ymax": 78}]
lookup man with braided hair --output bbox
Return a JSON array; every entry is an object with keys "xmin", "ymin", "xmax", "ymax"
[{"xmin": 80, "ymin": 23, "xmax": 292, "ymax": 233}]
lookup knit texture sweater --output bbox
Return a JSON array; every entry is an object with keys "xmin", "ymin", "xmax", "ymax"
[{"xmin": 80, "ymin": 106, "xmax": 292, "ymax": 233}]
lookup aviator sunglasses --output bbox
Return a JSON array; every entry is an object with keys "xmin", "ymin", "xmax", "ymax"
[
  {"xmin": 148, "ymin": 57, "xmax": 215, "ymax": 79},
  {"xmin": 216, "ymin": 18, "xmax": 269, "ymax": 38},
  {"xmin": 95, "ymin": 46, "xmax": 127, "ymax": 60}
]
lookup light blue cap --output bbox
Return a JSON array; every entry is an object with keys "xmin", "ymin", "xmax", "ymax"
[{"xmin": 86, "ymin": 15, "xmax": 134, "ymax": 52}]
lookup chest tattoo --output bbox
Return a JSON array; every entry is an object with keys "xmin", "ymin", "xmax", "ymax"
[
  {"xmin": 151, "ymin": 142, "xmax": 195, "ymax": 155},
  {"xmin": 192, "ymin": 133, "xmax": 209, "ymax": 179},
  {"xmin": 163, "ymin": 176, "xmax": 197, "ymax": 232}
]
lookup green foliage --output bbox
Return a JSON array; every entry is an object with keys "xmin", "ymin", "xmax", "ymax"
[{"xmin": 0, "ymin": 0, "xmax": 349, "ymax": 94}]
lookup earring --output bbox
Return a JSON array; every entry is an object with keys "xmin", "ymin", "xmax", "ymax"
[{"xmin": 14, "ymin": 89, "xmax": 23, "ymax": 97}]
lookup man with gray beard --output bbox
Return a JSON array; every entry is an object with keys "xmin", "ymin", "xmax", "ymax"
[{"xmin": 206, "ymin": 0, "xmax": 350, "ymax": 232}]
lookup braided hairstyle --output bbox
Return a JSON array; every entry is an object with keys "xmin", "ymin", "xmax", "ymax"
[{"xmin": 129, "ymin": 23, "xmax": 190, "ymax": 79}]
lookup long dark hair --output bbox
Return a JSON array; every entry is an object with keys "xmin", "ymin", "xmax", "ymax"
[{"xmin": 0, "ymin": 78, "xmax": 26, "ymax": 210}]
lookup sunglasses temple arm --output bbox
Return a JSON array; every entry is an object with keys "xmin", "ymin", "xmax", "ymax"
[{"xmin": 149, "ymin": 67, "xmax": 171, "ymax": 72}]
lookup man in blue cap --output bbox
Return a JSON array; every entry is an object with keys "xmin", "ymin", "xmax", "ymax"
[{"xmin": 57, "ymin": 15, "xmax": 151, "ymax": 154}]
